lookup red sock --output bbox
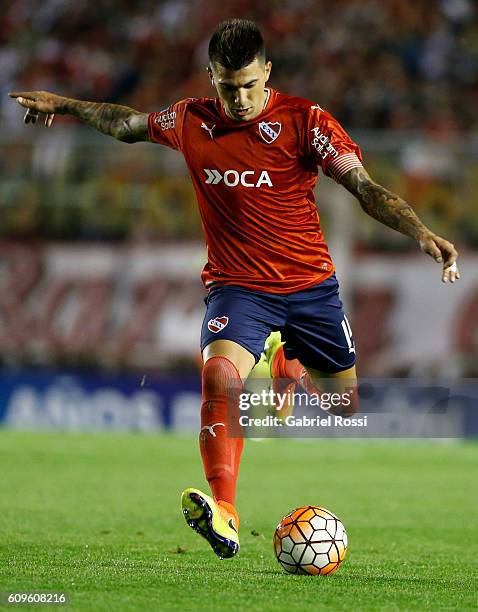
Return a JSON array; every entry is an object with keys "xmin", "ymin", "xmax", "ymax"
[
  {"xmin": 200, "ymin": 356, "xmax": 243, "ymax": 506},
  {"xmin": 271, "ymin": 344, "xmax": 305, "ymax": 381},
  {"xmin": 270, "ymin": 346, "xmax": 306, "ymax": 418}
]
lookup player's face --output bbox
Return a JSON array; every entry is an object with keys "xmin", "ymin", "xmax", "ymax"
[{"xmin": 208, "ymin": 57, "xmax": 272, "ymax": 122}]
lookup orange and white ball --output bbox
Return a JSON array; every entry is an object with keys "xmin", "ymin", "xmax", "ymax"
[{"xmin": 274, "ymin": 506, "xmax": 348, "ymax": 575}]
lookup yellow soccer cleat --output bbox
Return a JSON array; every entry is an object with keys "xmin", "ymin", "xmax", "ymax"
[
  {"xmin": 181, "ymin": 488, "xmax": 240, "ymax": 559},
  {"xmin": 263, "ymin": 330, "xmax": 284, "ymax": 376}
]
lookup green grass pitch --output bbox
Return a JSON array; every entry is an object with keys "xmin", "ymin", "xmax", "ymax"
[{"xmin": 1, "ymin": 432, "xmax": 477, "ymax": 611}]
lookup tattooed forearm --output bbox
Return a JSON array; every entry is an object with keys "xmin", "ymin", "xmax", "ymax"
[
  {"xmin": 61, "ymin": 99, "xmax": 148, "ymax": 142},
  {"xmin": 340, "ymin": 167, "xmax": 430, "ymax": 241}
]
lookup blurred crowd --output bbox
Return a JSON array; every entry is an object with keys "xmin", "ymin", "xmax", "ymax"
[
  {"xmin": 1, "ymin": 0, "xmax": 477, "ymax": 133},
  {"xmin": 1, "ymin": 0, "xmax": 477, "ymax": 247}
]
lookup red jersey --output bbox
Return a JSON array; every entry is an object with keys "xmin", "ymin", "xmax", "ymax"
[{"xmin": 148, "ymin": 88, "xmax": 362, "ymax": 293}]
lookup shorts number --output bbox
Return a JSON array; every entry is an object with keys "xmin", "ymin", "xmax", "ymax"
[{"xmin": 341, "ymin": 316, "xmax": 355, "ymax": 354}]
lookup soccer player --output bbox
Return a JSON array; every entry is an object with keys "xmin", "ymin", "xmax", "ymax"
[{"xmin": 9, "ymin": 19, "xmax": 460, "ymax": 560}]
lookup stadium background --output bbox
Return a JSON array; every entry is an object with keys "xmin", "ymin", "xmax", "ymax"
[{"xmin": 1, "ymin": 0, "xmax": 477, "ymax": 432}]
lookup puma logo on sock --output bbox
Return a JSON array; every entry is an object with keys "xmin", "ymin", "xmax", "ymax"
[{"xmin": 200, "ymin": 422, "xmax": 226, "ymax": 438}]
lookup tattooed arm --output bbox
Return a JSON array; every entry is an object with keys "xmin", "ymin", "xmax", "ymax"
[
  {"xmin": 9, "ymin": 90, "xmax": 149, "ymax": 143},
  {"xmin": 340, "ymin": 166, "xmax": 460, "ymax": 283}
]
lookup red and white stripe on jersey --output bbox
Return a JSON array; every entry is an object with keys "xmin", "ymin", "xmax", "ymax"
[{"xmin": 328, "ymin": 153, "xmax": 363, "ymax": 183}]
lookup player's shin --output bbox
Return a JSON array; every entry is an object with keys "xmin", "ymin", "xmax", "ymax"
[
  {"xmin": 269, "ymin": 345, "xmax": 304, "ymax": 419},
  {"xmin": 270, "ymin": 344, "xmax": 305, "ymax": 382},
  {"xmin": 200, "ymin": 356, "xmax": 243, "ymax": 506}
]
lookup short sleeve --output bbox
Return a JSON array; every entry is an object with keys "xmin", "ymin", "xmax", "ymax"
[
  {"xmin": 305, "ymin": 105, "xmax": 363, "ymax": 182},
  {"xmin": 148, "ymin": 98, "xmax": 194, "ymax": 151}
]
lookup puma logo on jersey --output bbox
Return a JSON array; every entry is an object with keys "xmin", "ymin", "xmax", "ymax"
[
  {"xmin": 201, "ymin": 122, "xmax": 216, "ymax": 139},
  {"xmin": 204, "ymin": 169, "xmax": 273, "ymax": 188}
]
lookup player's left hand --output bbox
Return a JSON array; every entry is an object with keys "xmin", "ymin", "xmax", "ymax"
[{"xmin": 419, "ymin": 232, "xmax": 460, "ymax": 283}]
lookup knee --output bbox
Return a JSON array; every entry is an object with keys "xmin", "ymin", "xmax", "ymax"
[{"xmin": 202, "ymin": 356, "xmax": 241, "ymax": 396}]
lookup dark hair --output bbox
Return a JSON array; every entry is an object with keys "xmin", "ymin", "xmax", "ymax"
[{"xmin": 208, "ymin": 19, "xmax": 265, "ymax": 70}]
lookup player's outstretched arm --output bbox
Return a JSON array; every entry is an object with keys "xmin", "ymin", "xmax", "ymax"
[
  {"xmin": 8, "ymin": 91, "xmax": 149, "ymax": 143},
  {"xmin": 340, "ymin": 166, "xmax": 460, "ymax": 283}
]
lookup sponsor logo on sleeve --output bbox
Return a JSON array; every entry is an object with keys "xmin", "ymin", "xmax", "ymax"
[
  {"xmin": 310, "ymin": 127, "xmax": 339, "ymax": 160},
  {"xmin": 207, "ymin": 316, "xmax": 229, "ymax": 333},
  {"xmin": 155, "ymin": 110, "xmax": 176, "ymax": 131}
]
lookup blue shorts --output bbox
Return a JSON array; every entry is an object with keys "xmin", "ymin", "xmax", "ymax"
[{"xmin": 200, "ymin": 274, "xmax": 356, "ymax": 373}]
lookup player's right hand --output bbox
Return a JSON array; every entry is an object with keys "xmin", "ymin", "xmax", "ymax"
[{"xmin": 8, "ymin": 90, "xmax": 66, "ymax": 127}]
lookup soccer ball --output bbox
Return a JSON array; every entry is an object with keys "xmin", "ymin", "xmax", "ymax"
[{"xmin": 274, "ymin": 506, "xmax": 348, "ymax": 575}]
